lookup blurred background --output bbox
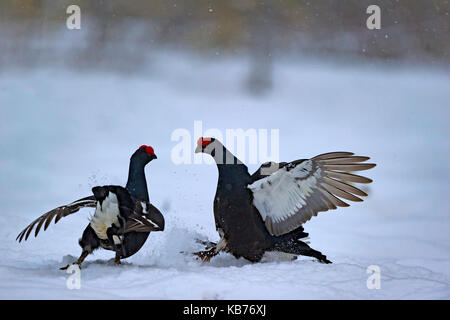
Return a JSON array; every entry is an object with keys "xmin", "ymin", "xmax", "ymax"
[
  {"xmin": 1, "ymin": 0, "xmax": 449, "ymax": 77},
  {"xmin": 0, "ymin": 0, "xmax": 449, "ymax": 299}
]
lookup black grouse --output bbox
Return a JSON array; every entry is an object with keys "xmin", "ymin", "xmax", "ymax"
[
  {"xmin": 194, "ymin": 137, "xmax": 376, "ymax": 263},
  {"xmin": 17, "ymin": 145, "xmax": 165, "ymax": 269}
]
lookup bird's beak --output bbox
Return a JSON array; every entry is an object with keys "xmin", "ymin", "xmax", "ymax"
[
  {"xmin": 152, "ymin": 154, "xmax": 158, "ymax": 160},
  {"xmin": 194, "ymin": 145, "xmax": 202, "ymax": 153}
]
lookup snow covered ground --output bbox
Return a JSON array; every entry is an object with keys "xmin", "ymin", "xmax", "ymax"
[{"xmin": 0, "ymin": 53, "xmax": 449, "ymax": 299}]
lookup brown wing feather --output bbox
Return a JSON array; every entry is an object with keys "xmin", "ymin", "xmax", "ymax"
[
  {"xmin": 122, "ymin": 201, "xmax": 164, "ymax": 233},
  {"xmin": 249, "ymin": 152, "xmax": 376, "ymax": 236},
  {"xmin": 16, "ymin": 196, "xmax": 96, "ymax": 242}
]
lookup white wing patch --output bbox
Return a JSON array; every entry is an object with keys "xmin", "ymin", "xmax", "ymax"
[
  {"xmin": 123, "ymin": 201, "xmax": 162, "ymax": 233},
  {"xmin": 140, "ymin": 201, "xmax": 150, "ymax": 214},
  {"xmin": 249, "ymin": 153, "xmax": 375, "ymax": 236},
  {"xmin": 249, "ymin": 160, "xmax": 320, "ymax": 224},
  {"xmin": 90, "ymin": 192, "xmax": 121, "ymax": 241},
  {"xmin": 135, "ymin": 202, "xmax": 157, "ymax": 228}
]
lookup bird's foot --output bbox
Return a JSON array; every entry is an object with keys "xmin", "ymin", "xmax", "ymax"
[
  {"xmin": 193, "ymin": 248, "xmax": 218, "ymax": 263},
  {"xmin": 60, "ymin": 263, "xmax": 81, "ymax": 270},
  {"xmin": 114, "ymin": 251, "xmax": 122, "ymax": 265},
  {"xmin": 60, "ymin": 251, "xmax": 89, "ymax": 270},
  {"xmin": 195, "ymin": 238, "xmax": 217, "ymax": 250}
]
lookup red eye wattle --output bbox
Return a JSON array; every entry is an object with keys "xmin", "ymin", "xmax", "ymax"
[
  {"xmin": 139, "ymin": 145, "xmax": 155, "ymax": 155},
  {"xmin": 197, "ymin": 137, "xmax": 212, "ymax": 148}
]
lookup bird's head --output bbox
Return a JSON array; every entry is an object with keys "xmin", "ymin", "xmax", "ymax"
[
  {"xmin": 195, "ymin": 137, "xmax": 239, "ymax": 165},
  {"xmin": 132, "ymin": 145, "xmax": 157, "ymax": 164},
  {"xmin": 195, "ymin": 137, "xmax": 218, "ymax": 156}
]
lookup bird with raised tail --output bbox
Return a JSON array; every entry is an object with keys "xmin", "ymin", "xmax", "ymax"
[
  {"xmin": 16, "ymin": 145, "xmax": 165, "ymax": 269},
  {"xmin": 194, "ymin": 137, "xmax": 376, "ymax": 263}
]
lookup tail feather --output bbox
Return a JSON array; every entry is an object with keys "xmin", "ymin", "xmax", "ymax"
[
  {"xmin": 272, "ymin": 226, "xmax": 309, "ymax": 244},
  {"xmin": 272, "ymin": 233, "xmax": 332, "ymax": 264}
]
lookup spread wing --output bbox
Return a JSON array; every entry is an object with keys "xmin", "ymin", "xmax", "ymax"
[
  {"xmin": 248, "ymin": 152, "xmax": 376, "ymax": 236},
  {"xmin": 123, "ymin": 201, "xmax": 165, "ymax": 233},
  {"xmin": 16, "ymin": 196, "xmax": 97, "ymax": 242}
]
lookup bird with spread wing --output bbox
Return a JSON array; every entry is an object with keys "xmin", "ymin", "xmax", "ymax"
[
  {"xmin": 194, "ymin": 137, "xmax": 375, "ymax": 263},
  {"xmin": 16, "ymin": 146, "xmax": 164, "ymax": 269}
]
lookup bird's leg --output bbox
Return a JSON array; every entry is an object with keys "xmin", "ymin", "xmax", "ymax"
[
  {"xmin": 193, "ymin": 247, "xmax": 218, "ymax": 263},
  {"xmin": 194, "ymin": 235, "xmax": 227, "ymax": 262},
  {"xmin": 193, "ymin": 239, "xmax": 218, "ymax": 262},
  {"xmin": 114, "ymin": 251, "xmax": 121, "ymax": 265},
  {"xmin": 60, "ymin": 250, "xmax": 89, "ymax": 270},
  {"xmin": 106, "ymin": 225, "xmax": 123, "ymax": 265},
  {"xmin": 118, "ymin": 216, "xmax": 127, "ymax": 258},
  {"xmin": 60, "ymin": 225, "xmax": 100, "ymax": 270}
]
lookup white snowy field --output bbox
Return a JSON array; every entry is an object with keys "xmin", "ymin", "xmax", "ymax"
[{"xmin": 0, "ymin": 53, "xmax": 449, "ymax": 299}]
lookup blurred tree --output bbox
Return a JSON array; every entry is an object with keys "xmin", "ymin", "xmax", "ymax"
[{"xmin": 0, "ymin": 0, "xmax": 448, "ymax": 70}]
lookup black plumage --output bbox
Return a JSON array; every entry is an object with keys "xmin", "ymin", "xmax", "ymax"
[
  {"xmin": 17, "ymin": 145, "xmax": 164, "ymax": 269},
  {"xmin": 194, "ymin": 137, "xmax": 376, "ymax": 263}
]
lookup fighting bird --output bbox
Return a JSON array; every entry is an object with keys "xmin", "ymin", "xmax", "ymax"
[
  {"xmin": 16, "ymin": 145, "xmax": 165, "ymax": 269},
  {"xmin": 194, "ymin": 137, "xmax": 376, "ymax": 263}
]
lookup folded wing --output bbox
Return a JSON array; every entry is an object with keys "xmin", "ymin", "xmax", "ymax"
[
  {"xmin": 248, "ymin": 152, "xmax": 375, "ymax": 236},
  {"xmin": 124, "ymin": 201, "xmax": 165, "ymax": 233}
]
